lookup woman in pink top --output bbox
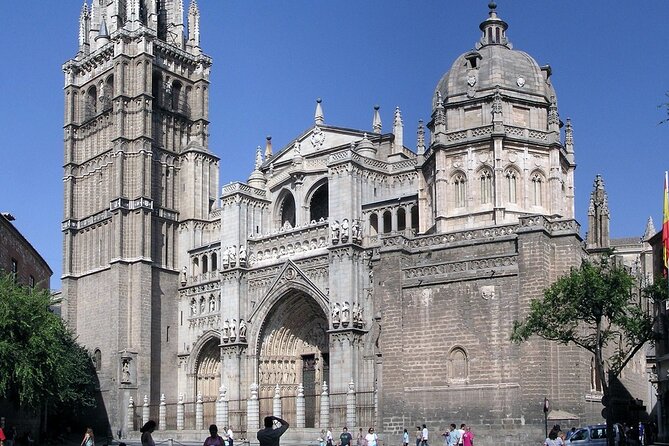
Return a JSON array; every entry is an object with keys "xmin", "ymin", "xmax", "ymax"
[{"xmin": 462, "ymin": 427, "xmax": 474, "ymax": 446}]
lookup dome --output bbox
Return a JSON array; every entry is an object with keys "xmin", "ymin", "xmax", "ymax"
[{"xmin": 434, "ymin": 3, "xmax": 555, "ymax": 107}]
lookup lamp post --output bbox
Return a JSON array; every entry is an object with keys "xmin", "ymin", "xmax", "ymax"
[{"xmin": 543, "ymin": 398, "xmax": 550, "ymax": 439}]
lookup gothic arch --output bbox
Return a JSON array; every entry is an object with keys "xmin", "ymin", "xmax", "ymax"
[
  {"xmin": 447, "ymin": 346, "xmax": 469, "ymax": 381},
  {"xmin": 275, "ymin": 189, "xmax": 296, "ymax": 229},
  {"xmin": 306, "ymin": 180, "xmax": 329, "ymax": 222},
  {"xmin": 186, "ymin": 330, "xmax": 222, "ymax": 402}
]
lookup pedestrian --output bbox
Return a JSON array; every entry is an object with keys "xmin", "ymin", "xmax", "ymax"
[
  {"xmin": 403, "ymin": 429, "xmax": 409, "ymax": 446},
  {"xmin": 365, "ymin": 428, "xmax": 378, "ymax": 446},
  {"xmin": 445, "ymin": 425, "xmax": 457, "ymax": 446},
  {"xmin": 358, "ymin": 428, "xmax": 366, "ymax": 446},
  {"xmin": 140, "ymin": 420, "xmax": 157, "ymax": 446},
  {"xmin": 326, "ymin": 429, "xmax": 334, "ymax": 446},
  {"xmin": 421, "ymin": 425, "xmax": 428, "ymax": 446},
  {"xmin": 80, "ymin": 428, "xmax": 95, "ymax": 446},
  {"xmin": 462, "ymin": 427, "xmax": 473, "ymax": 446},
  {"xmin": 257, "ymin": 416, "xmax": 289, "ymax": 446},
  {"xmin": 4, "ymin": 426, "xmax": 15, "ymax": 446},
  {"xmin": 415, "ymin": 427, "xmax": 422, "ymax": 446},
  {"xmin": 227, "ymin": 426, "xmax": 234, "ymax": 446},
  {"xmin": 204, "ymin": 425, "xmax": 226, "ymax": 446},
  {"xmin": 544, "ymin": 429, "xmax": 560, "ymax": 446},
  {"xmin": 456, "ymin": 425, "xmax": 465, "ymax": 446},
  {"xmin": 0, "ymin": 426, "xmax": 5, "ymax": 446},
  {"xmin": 340, "ymin": 427, "xmax": 353, "ymax": 446}
]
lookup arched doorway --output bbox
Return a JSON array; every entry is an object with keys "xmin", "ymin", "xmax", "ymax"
[
  {"xmin": 195, "ymin": 336, "xmax": 221, "ymax": 421},
  {"xmin": 258, "ymin": 290, "xmax": 328, "ymax": 428}
]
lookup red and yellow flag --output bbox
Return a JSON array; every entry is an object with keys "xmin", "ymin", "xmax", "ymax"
[{"xmin": 664, "ymin": 171, "xmax": 669, "ymax": 273}]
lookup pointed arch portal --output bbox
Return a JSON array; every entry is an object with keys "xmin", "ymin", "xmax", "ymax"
[{"xmin": 257, "ymin": 289, "xmax": 329, "ymax": 428}]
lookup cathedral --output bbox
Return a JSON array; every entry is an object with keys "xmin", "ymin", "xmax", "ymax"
[{"xmin": 60, "ymin": 2, "xmax": 654, "ymax": 445}]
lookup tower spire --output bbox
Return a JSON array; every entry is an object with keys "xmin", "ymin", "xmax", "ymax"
[
  {"xmin": 586, "ymin": 174, "xmax": 610, "ymax": 250},
  {"xmin": 78, "ymin": 2, "xmax": 90, "ymax": 54},
  {"xmin": 187, "ymin": 0, "xmax": 201, "ymax": 54},
  {"xmin": 264, "ymin": 136, "xmax": 273, "ymax": 159},
  {"xmin": 372, "ymin": 105, "xmax": 382, "ymax": 134},
  {"xmin": 315, "ymin": 98, "xmax": 324, "ymax": 125},
  {"xmin": 392, "ymin": 106, "xmax": 404, "ymax": 152},
  {"xmin": 416, "ymin": 120, "xmax": 425, "ymax": 156}
]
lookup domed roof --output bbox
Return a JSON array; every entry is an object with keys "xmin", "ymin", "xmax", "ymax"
[{"xmin": 434, "ymin": 3, "xmax": 555, "ymax": 106}]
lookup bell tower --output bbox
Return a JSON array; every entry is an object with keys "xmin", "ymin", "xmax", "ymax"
[{"xmin": 61, "ymin": 0, "xmax": 218, "ymax": 434}]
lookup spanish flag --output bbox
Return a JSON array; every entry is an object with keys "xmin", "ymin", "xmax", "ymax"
[{"xmin": 664, "ymin": 171, "xmax": 669, "ymax": 274}]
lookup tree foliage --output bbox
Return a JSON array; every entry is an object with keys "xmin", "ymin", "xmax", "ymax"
[
  {"xmin": 0, "ymin": 273, "xmax": 97, "ymax": 412},
  {"xmin": 511, "ymin": 257, "xmax": 666, "ymax": 389}
]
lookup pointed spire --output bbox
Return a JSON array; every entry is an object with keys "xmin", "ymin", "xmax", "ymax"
[
  {"xmin": 255, "ymin": 146, "xmax": 263, "ymax": 169},
  {"xmin": 548, "ymin": 95, "xmax": 559, "ymax": 127},
  {"xmin": 187, "ymin": 0, "xmax": 201, "ymax": 53},
  {"xmin": 126, "ymin": 0, "xmax": 138, "ymax": 23},
  {"xmin": 434, "ymin": 92, "xmax": 445, "ymax": 126},
  {"xmin": 565, "ymin": 118, "xmax": 574, "ymax": 149},
  {"xmin": 393, "ymin": 106, "xmax": 404, "ymax": 152},
  {"xmin": 264, "ymin": 136, "xmax": 273, "ymax": 159},
  {"xmin": 372, "ymin": 105, "xmax": 382, "ymax": 134},
  {"xmin": 586, "ymin": 174, "xmax": 610, "ymax": 250},
  {"xmin": 78, "ymin": 2, "xmax": 90, "ymax": 51},
  {"xmin": 416, "ymin": 120, "xmax": 425, "ymax": 156},
  {"xmin": 96, "ymin": 17, "xmax": 110, "ymax": 44},
  {"xmin": 643, "ymin": 217, "xmax": 656, "ymax": 241},
  {"xmin": 315, "ymin": 98, "xmax": 324, "ymax": 125}
]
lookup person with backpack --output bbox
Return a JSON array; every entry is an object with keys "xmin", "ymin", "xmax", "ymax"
[{"xmin": 204, "ymin": 425, "xmax": 226, "ymax": 446}]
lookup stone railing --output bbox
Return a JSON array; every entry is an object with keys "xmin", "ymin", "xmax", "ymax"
[
  {"xmin": 248, "ymin": 220, "xmax": 330, "ymax": 264},
  {"xmin": 222, "ymin": 181, "xmax": 267, "ymax": 199}
]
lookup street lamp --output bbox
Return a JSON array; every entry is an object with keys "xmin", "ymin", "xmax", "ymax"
[{"xmin": 543, "ymin": 398, "xmax": 550, "ymax": 439}]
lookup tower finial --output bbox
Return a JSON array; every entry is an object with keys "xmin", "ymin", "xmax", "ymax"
[
  {"xmin": 479, "ymin": 1, "xmax": 509, "ymax": 47},
  {"xmin": 187, "ymin": 0, "xmax": 201, "ymax": 53},
  {"xmin": 416, "ymin": 120, "xmax": 425, "ymax": 156},
  {"xmin": 392, "ymin": 106, "xmax": 404, "ymax": 152},
  {"xmin": 264, "ymin": 135, "xmax": 273, "ymax": 159},
  {"xmin": 372, "ymin": 105, "xmax": 382, "ymax": 134},
  {"xmin": 315, "ymin": 98, "xmax": 324, "ymax": 125}
]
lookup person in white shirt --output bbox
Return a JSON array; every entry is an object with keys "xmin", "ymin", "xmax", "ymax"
[
  {"xmin": 421, "ymin": 425, "xmax": 428, "ymax": 446},
  {"xmin": 366, "ymin": 428, "xmax": 378, "ymax": 446},
  {"xmin": 226, "ymin": 427, "xmax": 234, "ymax": 446}
]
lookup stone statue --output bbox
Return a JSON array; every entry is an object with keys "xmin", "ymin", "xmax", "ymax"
[
  {"xmin": 229, "ymin": 245, "xmax": 237, "ymax": 267},
  {"xmin": 180, "ymin": 266, "xmax": 187, "ymax": 285},
  {"xmin": 331, "ymin": 220, "xmax": 340, "ymax": 244},
  {"xmin": 209, "ymin": 296, "xmax": 216, "ymax": 312},
  {"xmin": 121, "ymin": 359, "xmax": 131, "ymax": 383},
  {"xmin": 351, "ymin": 220, "xmax": 361, "ymax": 243},
  {"xmin": 222, "ymin": 246, "xmax": 230, "ymax": 269},
  {"xmin": 199, "ymin": 297, "xmax": 206, "ymax": 314},
  {"xmin": 341, "ymin": 218, "xmax": 350, "ymax": 243},
  {"xmin": 222, "ymin": 320, "xmax": 230, "ymax": 342},
  {"xmin": 341, "ymin": 301, "xmax": 350, "ymax": 326},
  {"xmin": 190, "ymin": 298, "xmax": 197, "ymax": 315},
  {"xmin": 332, "ymin": 302, "xmax": 341, "ymax": 328},
  {"xmin": 230, "ymin": 318, "xmax": 237, "ymax": 342},
  {"xmin": 239, "ymin": 245, "xmax": 247, "ymax": 266},
  {"xmin": 239, "ymin": 319, "xmax": 247, "ymax": 341}
]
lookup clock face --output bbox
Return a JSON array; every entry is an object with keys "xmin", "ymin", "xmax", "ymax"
[{"xmin": 516, "ymin": 77, "xmax": 526, "ymax": 87}]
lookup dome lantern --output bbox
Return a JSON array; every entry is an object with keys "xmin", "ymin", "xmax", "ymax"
[{"xmin": 478, "ymin": 2, "xmax": 509, "ymax": 48}]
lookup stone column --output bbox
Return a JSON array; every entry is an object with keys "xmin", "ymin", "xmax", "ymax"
[
  {"xmin": 127, "ymin": 396, "xmax": 135, "ymax": 432},
  {"xmin": 320, "ymin": 381, "xmax": 330, "ymax": 429},
  {"xmin": 346, "ymin": 380, "xmax": 356, "ymax": 429},
  {"xmin": 273, "ymin": 384, "xmax": 282, "ymax": 418},
  {"xmin": 177, "ymin": 393, "xmax": 184, "ymax": 430},
  {"xmin": 217, "ymin": 385, "xmax": 228, "ymax": 427},
  {"xmin": 159, "ymin": 394, "xmax": 166, "ymax": 430},
  {"xmin": 296, "ymin": 383, "xmax": 305, "ymax": 428},
  {"xmin": 142, "ymin": 395, "xmax": 150, "ymax": 426},
  {"xmin": 247, "ymin": 383, "xmax": 259, "ymax": 434},
  {"xmin": 196, "ymin": 392, "xmax": 204, "ymax": 430}
]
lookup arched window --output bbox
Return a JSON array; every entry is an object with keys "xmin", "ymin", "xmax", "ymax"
[
  {"xmin": 448, "ymin": 347, "xmax": 468, "ymax": 381},
  {"xmin": 410, "ymin": 206, "xmax": 419, "ymax": 231},
  {"xmin": 102, "ymin": 75, "xmax": 114, "ymax": 111},
  {"xmin": 86, "ymin": 85, "xmax": 97, "ymax": 119},
  {"xmin": 480, "ymin": 169, "xmax": 492, "ymax": 204},
  {"xmin": 93, "ymin": 349, "xmax": 102, "ymax": 371},
  {"xmin": 211, "ymin": 252, "xmax": 218, "ymax": 271},
  {"xmin": 310, "ymin": 183, "xmax": 329, "ymax": 221},
  {"xmin": 202, "ymin": 255, "xmax": 209, "ymax": 274},
  {"xmin": 369, "ymin": 214, "xmax": 378, "ymax": 236},
  {"xmin": 397, "ymin": 208, "xmax": 406, "ymax": 231},
  {"xmin": 383, "ymin": 211, "xmax": 392, "ymax": 234},
  {"xmin": 172, "ymin": 81, "xmax": 183, "ymax": 112},
  {"xmin": 532, "ymin": 173, "xmax": 544, "ymax": 206},
  {"xmin": 453, "ymin": 174, "xmax": 467, "ymax": 208},
  {"xmin": 505, "ymin": 169, "xmax": 517, "ymax": 204},
  {"xmin": 280, "ymin": 192, "xmax": 296, "ymax": 229}
]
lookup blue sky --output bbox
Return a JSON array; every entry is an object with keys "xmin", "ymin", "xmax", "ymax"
[{"xmin": 1, "ymin": 1, "xmax": 667, "ymax": 288}]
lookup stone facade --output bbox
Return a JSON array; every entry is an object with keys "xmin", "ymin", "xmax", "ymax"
[
  {"xmin": 61, "ymin": 3, "xmax": 653, "ymax": 445},
  {"xmin": 0, "ymin": 213, "xmax": 51, "ymax": 289}
]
